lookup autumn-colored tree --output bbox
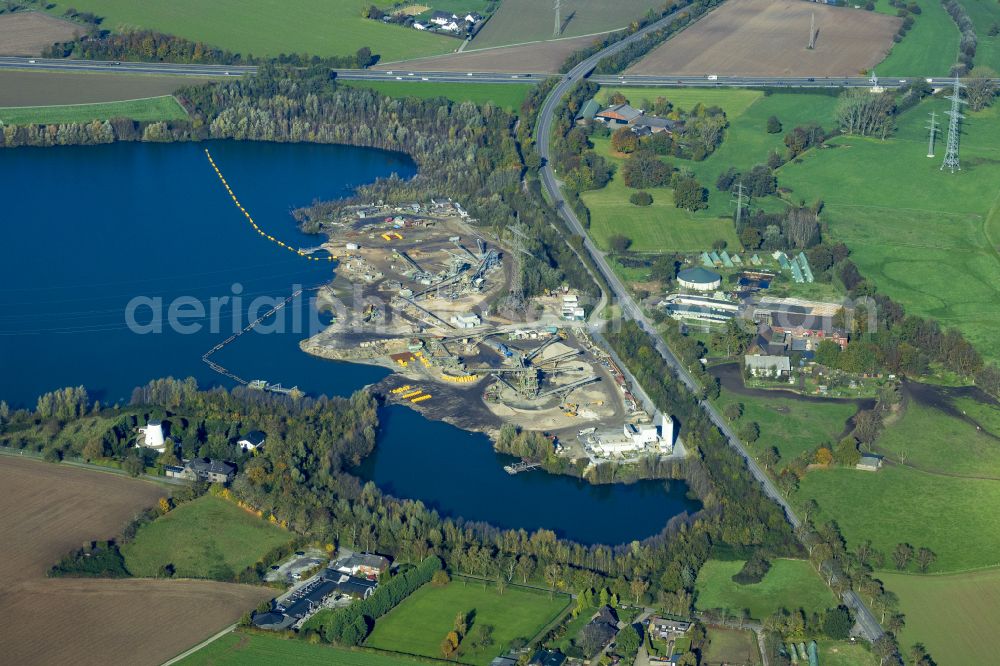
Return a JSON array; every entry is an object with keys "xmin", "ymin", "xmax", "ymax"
[
  {"xmin": 440, "ymin": 630, "xmax": 460, "ymax": 659},
  {"xmin": 610, "ymin": 127, "xmax": 639, "ymax": 154},
  {"xmin": 814, "ymin": 447, "xmax": 834, "ymax": 466}
]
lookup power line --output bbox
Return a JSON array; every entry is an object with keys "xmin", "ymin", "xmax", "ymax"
[
  {"xmin": 941, "ymin": 78, "xmax": 966, "ymax": 173},
  {"xmin": 925, "ymin": 111, "xmax": 938, "ymax": 158}
]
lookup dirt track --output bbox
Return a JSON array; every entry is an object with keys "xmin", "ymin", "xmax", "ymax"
[
  {"xmin": 627, "ymin": 0, "xmax": 900, "ymax": 77},
  {"xmin": 374, "ymin": 34, "xmax": 600, "ymax": 73},
  {"xmin": 0, "ymin": 12, "xmax": 81, "ymax": 56},
  {"xmin": 0, "ymin": 456, "xmax": 271, "ymax": 666}
]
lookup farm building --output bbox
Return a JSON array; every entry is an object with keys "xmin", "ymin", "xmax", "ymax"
[
  {"xmin": 857, "ymin": 454, "xmax": 883, "ymax": 471},
  {"xmin": 677, "ymin": 267, "xmax": 722, "ymax": 291},
  {"xmin": 744, "ymin": 354, "xmax": 791, "ymax": 378},
  {"xmin": 595, "ymin": 103, "xmax": 643, "ymax": 125},
  {"xmin": 660, "ymin": 293, "xmax": 740, "ymax": 324},
  {"xmin": 631, "ymin": 115, "xmax": 680, "ymax": 134},
  {"xmin": 575, "ymin": 98, "xmax": 601, "ymax": 124}
]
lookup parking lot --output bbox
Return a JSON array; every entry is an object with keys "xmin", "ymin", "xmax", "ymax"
[{"xmin": 264, "ymin": 547, "xmax": 329, "ymax": 584}]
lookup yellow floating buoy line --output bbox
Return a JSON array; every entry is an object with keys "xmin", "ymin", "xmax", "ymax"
[{"xmin": 204, "ymin": 148, "xmax": 337, "ymax": 263}]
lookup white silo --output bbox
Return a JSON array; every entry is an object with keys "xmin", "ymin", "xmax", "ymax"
[
  {"xmin": 142, "ymin": 420, "xmax": 165, "ymax": 451},
  {"xmin": 660, "ymin": 414, "xmax": 675, "ymax": 447}
]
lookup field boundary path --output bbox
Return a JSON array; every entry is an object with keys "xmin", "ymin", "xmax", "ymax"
[
  {"xmin": 161, "ymin": 623, "xmax": 236, "ymax": 666},
  {"xmin": 533, "ymin": 7, "xmax": 885, "ymax": 644}
]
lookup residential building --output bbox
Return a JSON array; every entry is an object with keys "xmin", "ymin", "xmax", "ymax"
[
  {"xmin": 165, "ymin": 458, "xmax": 237, "ymax": 484},
  {"xmin": 334, "ymin": 552, "xmax": 391, "ymax": 579},
  {"xmin": 578, "ymin": 606, "xmax": 619, "ymax": 656},
  {"xmin": 238, "ymin": 430, "xmax": 266, "ymax": 452},
  {"xmin": 744, "ymin": 354, "xmax": 792, "ymax": 378},
  {"xmin": 649, "ymin": 615, "xmax": 692, "ymax": 639},
  {"xmin": 529, "ymin": 649, "xmax": 567, "ymax": 666}
]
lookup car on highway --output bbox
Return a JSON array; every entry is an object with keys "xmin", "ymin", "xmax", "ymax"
[
  {"xmin": 407, "ymin": 72, "xmax": 414, "ymax": 76},
  {"xmin": 270, "ymin": 565, "xmax": 280, "ymax": 570},
  {"xmin": 396, "ymin": 76, "xmax": 402, "ymax": 80},
  {"xmin": 386, "ymin": 71, "xmax": 393, "ymax": 75},
  {"xmin": 467, "ymin": 72, "xmax": 473, "ymax": 76},
  {"xmin": 28, "ymin": 59, "xmax": 36, "ymax": 64},
  {"xmin": 421, "ymin": 77, "xmax": 429, "ymax": 81},
  {"xmin": 295, "ymin": 550, "xmax": 305, "ymax": 556},
  {"xmin": 707, "ymin": 74, "xmax": 718, "ymax": 81}
]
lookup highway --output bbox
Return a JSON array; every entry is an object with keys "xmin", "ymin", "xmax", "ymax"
[
  {"xmin": 532, "ymin": 10, "xmax": 887, "ymax": 645},
  {"xmin": 2, "ymin": 56, "xmax": 977, "ymax": 89}
]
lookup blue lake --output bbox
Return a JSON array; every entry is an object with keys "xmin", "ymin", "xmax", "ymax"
[{"xmin": 0, "ymin": 140, "xmax": 698, "ymax": 544}]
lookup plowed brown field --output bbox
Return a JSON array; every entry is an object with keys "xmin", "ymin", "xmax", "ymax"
[
  {"xmin": 374, "ymin": 34, "xmax": 600, "ymax": 73},
  {"xmin": 0, "ymin": 456, "xmax": 271, "ymax": 666},
  {"xmin": 0, "ymin": 12, "xmax": 80, "ymax": 56},
  {"xmin": 627, "ymin": 0, "xmax": 900, "ymax": 77}
]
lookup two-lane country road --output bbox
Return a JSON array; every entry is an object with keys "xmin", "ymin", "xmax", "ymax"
[{"xmin": 533, "ymin": 10, "xmax": 886, "ymax": 645}]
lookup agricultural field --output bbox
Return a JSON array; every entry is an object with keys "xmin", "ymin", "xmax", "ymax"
[
  {"xmin": 964, "ymin": 0, "xmax": 1000, "ymax": 72},
  {"xmin": 364, "ymin": 578, "xmax": 569, "ymax": 664},
  {"xmin": 815, "ymin": 639, "xmax": 879, "ymax": 666},
  {"xmin": 714, "ymin": 386, "xmax": 858, "ymax": 464},
  {"xmin": 0, "ymin": 456, "xmax": 271, "ymax": 666},
  {"xmin": 42, "ymin": 0, "xmax": 456, "ymax": 62},
  {"xmin": 471, "ymin": 0, "xmax": 664, "ymax": 50},
  {"xmin": 874, "ymin": 0, "xmax": 960, "ymax": 76},
  {"xmin": 777, "ymin": 95, "xmax": 1000, "ymax": 363},
  {"xmin": 870, "ymin": 399, "xmax": 1000, "ymax": 478},
  {"xmin": 580, "ymin": 88, "xmax": 840, "ymax": 254},
  {"xmin": 122, "ymin": 494, "xmax": 293, "ymax": 579},
  {"xmin": 342, "ymin": 80, "xmax": 533, "ymax": 111},
  {"xmin": 694, "ymin": 558, "xmax": 837, "ymax": 620},
  {"xmin": 627, "ymin": 0, "xmax": 900, "ymax": 77},
  {"xmin": 0, "ymin": 95, "xmax": 188, "ymax": 124},
  {"xmin": 0, "ymin": 11, "xmax": 80, "ymax": 55},
  {"xmin": 795, "ymin": 463, "xmax": 1000, "ymax": 572},
  {"xmin": 373, "ymin": 33, "xmax": 598, "ymax": 72},
  {"xmin": 0, "ymin": 69, "xmax": 211, "ymax": 107},
  {"xmin": 880, "ymin": 568, "xmax": 1000, "ymax": 666},
  {"xmin": 178, "ymin": 633, "xmax": 427, "ymax": 666},
  {"xmin": 701, "ymin": 627, "xmax": 760, "ymax": 666}
]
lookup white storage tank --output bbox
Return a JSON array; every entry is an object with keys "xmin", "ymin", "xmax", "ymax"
[{"xmin": 141, "ymin": 420, "xmax": 165, "ymax": 451}]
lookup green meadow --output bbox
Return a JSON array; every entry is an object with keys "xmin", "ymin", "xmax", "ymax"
[
  {"xmin": 870, "ymin": 400, "xmax": 1000, "ymax": 478},
  {"xmin": 714, "ymin": 387, "xmax": 857, "ymax": 464},
  {"xmin": 122, "ymin": 495, "xmax": 292, "ymax": 579},
  {"xmin": 695, "ymin": 558, "xmax": 838, "ymax": 620},
  {"xmin": 795, "ymin": 462, "xmax": 1000, "ymax": 572},
  {"xmin": 778, "ymin": 96, "xmax": 1000, "ymax": 362},
  {"xmin": 964, "ymin": 2, "xmax": 1000, "ymax": 72},
  {"xmin": 0, "ymin": 96, "xmax": 187, "ymax": 124},
  {"xmin": 341, "ymin": 80, "xmax": 534, "ymax": 111},
  {"xmin": 880, "ymin": 568, "xmax": 1000, "ymax": 666},
  {"xmin": 45, "ymin": 0, "xmax": 456, "ymax": 62},
  {"xmin": 873, "ymin": 0, "xmax": 959, "ymax": 76},
  {"xmin": 364, "ymin": 579, "xmax": 569, "ymax": 665}
]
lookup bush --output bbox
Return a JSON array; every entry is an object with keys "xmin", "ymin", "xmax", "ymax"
[
  {"xmin": 672, "ymin": 176, "xmax": 708, "ymax": 211},
  {"xmin": 732, "ymin": 551, "xmax": 771, "ymax": 585},
  {"xmin": 823, "ymin": 606, "xmax": 853, "ymax": 639},
  {"xmin": 629, "ymin": 191, "xmax": 653, "ymax": 206},
  {"xmin": 608, "ymin": 234, "xmax": 633, "ymax": 254},
  {"xmin": 431, "ymin": 570, "xmax": 451, "ymax": 586},
  {"xmin": 50, "ymin": 541, "xmax": 130, "ymax": 578},
  {"xmin": 766, "ymin": 115, "xmax": 782, "ymax": 133}
]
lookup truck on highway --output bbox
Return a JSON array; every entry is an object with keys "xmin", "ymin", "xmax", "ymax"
[{"xmin": 707, "ymin": 74, "xmax": 718, "ymax": 81}]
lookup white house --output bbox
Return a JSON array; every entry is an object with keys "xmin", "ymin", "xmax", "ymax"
[
  {"xmin": 412, "ymin": 21, "xmax": 427, "ymax": 30},
  {"xmin": 238, "ymin": 430, "xmax": 266, "ymax": 452}
]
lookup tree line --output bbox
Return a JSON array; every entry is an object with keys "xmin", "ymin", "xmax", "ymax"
[{"xmin": 44, "ymin": 28, "xmax": 378, "ymax": 68}]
